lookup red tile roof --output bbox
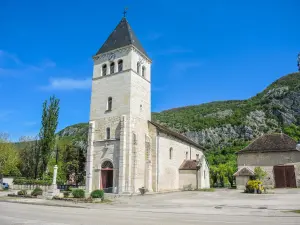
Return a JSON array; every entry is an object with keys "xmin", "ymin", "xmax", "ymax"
[{"xmin": 179, "ymin": 160, "xmax": 198, "ymax": 170}]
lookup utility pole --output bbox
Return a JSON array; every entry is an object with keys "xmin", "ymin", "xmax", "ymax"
[{"xmin": 297, "ymin": 52, "xmax": 300, "ymax": 72}]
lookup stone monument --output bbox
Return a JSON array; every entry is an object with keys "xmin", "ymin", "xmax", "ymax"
[{"xmin": 44, "ymin": 165, "xmax": 60, "ymax": 199}]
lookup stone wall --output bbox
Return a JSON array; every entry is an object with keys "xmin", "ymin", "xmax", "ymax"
[
  {"xmin": 236, "ymin": 176, "xmax": 250, "ymax": 190},
  {"xmin": 237, "ymin": 151, "xmax": 300, "ymax": 188},
  {"xmin": 179, "ymin": 170, "xmax": 197, "ymax": 190},
  {"xmin": 149, "ymin": 125, "xmax": 209, "ymax": 191}
]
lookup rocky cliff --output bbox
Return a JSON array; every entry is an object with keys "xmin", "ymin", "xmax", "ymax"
[{"xmin": 57, "ymin": 72, "xmax": 300, "ymax": 150}]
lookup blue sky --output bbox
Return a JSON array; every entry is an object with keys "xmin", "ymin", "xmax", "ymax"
[{"xmin": 0, "ymin": 0, "xmax": 299, "ymax": 141}]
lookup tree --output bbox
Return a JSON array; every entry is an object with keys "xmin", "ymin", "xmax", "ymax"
[
  {"xmin": 38, "ymin": 95, "xmax": 60, "ymax": 177},
  {"xmin": 254, "ymin": 167, "xmax": 267, "ymax": 181},
  {"xmin": 283, "ymin": 124, "xmax": 300, "ymax": 141},
  {"xmin": 224, "ymin": 162, "xmax": 237, "ymax": 187},
  {"xmin": 18, "ymin": 136, "xmax": 40, "ymax": 178},
  {"xmin": 209, "ymin": 165, "xmax": 219, "ymax": 187},
  {"xmin": 0, "ymin": 134, "xmax": 21, "ymax": 176},
  {"xmin": 62, "ymin": 143, "xmax": 86, "ymax": 185}
]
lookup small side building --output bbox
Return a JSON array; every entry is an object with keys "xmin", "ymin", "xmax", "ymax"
[
  {"xmin": 178, "ymin": 156, "xmax": 210, "ymax": 190},
  {"xmin": 234, "ymin": 133, "xmax": 300, "ymax": 189}
]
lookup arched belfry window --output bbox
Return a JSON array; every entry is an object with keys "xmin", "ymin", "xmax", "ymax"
[
  {"xmin": 118, "ymin": 60, "xmax": 123, "ymax": 72},
  {"xmin": 102, "ymin": 64, "xmax": 107, "ymax": 76},
  {"xmin": 107, "ymin": 97, "xmax": 112, "ymax": 111},
  {"xmin": 106, "ymin": 127, "xmax": 110, "ymax": 140},
  {"xmin": 110, "ymin": 62, "xmax": 115, "ymax": 74},
  {"xmin": 142, "ymin": 66, "xmax": 146, "ymax": 77},
  {"xmin": 169, "ymin": 147, "xmax": 173, "ymax": 160},
  {"xmin": 137, "ymin": 62, "xmax": 141, "ymax": 75}
]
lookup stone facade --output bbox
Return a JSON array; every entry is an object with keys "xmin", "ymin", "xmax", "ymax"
[
  {"xmin": 235, "ymin": 134, "xmax": 300, "ymax": 190},
  {"xmin": 85, "ymin": 17, "xmax": 210, "ymax": 195},
  {"xmin": 237, "ymin": 151, "xmax": 300, "ymax": 188}
]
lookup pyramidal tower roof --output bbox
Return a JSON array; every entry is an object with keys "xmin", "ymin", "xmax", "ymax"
[{"xmin": 95, "ymin": 17, "xmax": 149, "ymax": 59}]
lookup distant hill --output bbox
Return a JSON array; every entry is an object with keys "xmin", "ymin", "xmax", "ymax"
[{"xmin": 56, "ymin": 72, "xmax": 300, "ymax": 150}]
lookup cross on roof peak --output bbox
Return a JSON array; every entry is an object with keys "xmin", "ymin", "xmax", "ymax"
[{"xmin": 123, "ymin": 7, "xmax": 128, "ymax": 18}]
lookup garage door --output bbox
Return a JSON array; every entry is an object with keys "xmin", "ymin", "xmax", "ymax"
[{"xmin": 273, "ymin": 165, "xmax": 296, "ymax": 188}]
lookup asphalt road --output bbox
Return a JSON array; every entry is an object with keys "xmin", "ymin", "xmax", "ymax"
[{"xmin": 1, "ymin": 202, "xmax": 300, "ymax": 225}]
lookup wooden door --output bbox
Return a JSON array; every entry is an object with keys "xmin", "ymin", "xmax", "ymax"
[
  {"xmin": 273, "ymin": 165, "xmax": 296, "ymax": 188},
  {"xmin": 274, "ymin": 166, "xmax": 286, "ymax": 188},
  {"xmin": 285, "ymin": 166, "xmax": 296, "ymax": 188}
]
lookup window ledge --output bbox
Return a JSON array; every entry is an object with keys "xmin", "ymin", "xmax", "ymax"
[{"xmin": 105, "ymin": 110, "xmax": 112, "ymax": 113}]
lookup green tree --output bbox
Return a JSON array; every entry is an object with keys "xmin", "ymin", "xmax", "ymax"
[
  {"xmin": 18, "ymin": 136, "xmax": 40, "ymax": 178},
  {"xmin": 283, "ymin": 124, "xmax": 300, "ymax": 141},
  {"xmin": 209, "ymin": 165, "xmax": 219, "ymax": 187},
  {"xmin": 62, "ymin": 143, "xmax": 86, "ymax": 185},
  {"xmin": 38, "ymin": 95, "xmax": 60, "ymax": 177},
  {"xmin": 254, "ymin": 167, "xmax": 268, "ymax": 181},
  {"xmin": 0, "ymin": 134, "xmax": 21, "ymax": 176},
  {"xmin": 224, "ymin": 162, "xmax": 237, "ymax": 187}
]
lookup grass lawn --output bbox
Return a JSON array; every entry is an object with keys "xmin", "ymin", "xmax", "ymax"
[
  {"xmin": 288, "ymin": 210, "xmax": 300, "ymax": 214},
  {"xmin": 197, "ymin": 188, "xmax": 215, "ymax": 192}
]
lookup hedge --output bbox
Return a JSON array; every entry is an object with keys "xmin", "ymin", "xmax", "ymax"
[{"xmin": 13, "ymin": 178, "xmax": 52, "ymax": 186}]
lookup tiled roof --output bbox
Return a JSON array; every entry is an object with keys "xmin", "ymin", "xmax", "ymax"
[
  {"xmin": 238, "ymin": 133, "xmax": 297, "ymax": 154},
  {"xmin": 233, "ymin": 166, "xmax": 255, "ymax": 176},
  {"xmin": 179, "ymin": 160, "xmax": 198, "ymax": 170},
  {"xmin": 149, "ymin": 121, "xmax": 205, "ymax": 150},
  {"xmin": 95, "ymin": 17, "xmax": 149, "ymax": 58}
]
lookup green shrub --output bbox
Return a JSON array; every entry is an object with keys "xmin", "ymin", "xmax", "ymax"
[
  {"xmin": 72, "ymin": 188, "xmax": 85, "ymax": 198},
  {"xmin": 31, "ymin": 187, "xmax": 43, "ymax": 196},
  {"xmin": 90, "ymin": 189, "xmax": 104, "ymax": 199},
  {"xmin": 63, "ymin": 191, "xmax": 71, "ymax": 198},
  {"xmin": 17, "ymin": 189, "xmax": 27, "ymax": 196},
  {"xmin": 13, "ymin": 178, "xmax": 52, "ymax": 186}
]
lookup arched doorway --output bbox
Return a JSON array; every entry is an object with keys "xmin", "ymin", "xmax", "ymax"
[{"xmin": 101, "ymin": 161, "xmax": 113, "ymax": 193}]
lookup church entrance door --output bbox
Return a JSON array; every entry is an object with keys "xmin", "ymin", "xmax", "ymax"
[{"xmin": 101, "ymin": 161, "xmax": 114, "ymax": 193}]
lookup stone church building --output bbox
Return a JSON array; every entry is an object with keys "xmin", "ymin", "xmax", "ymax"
[{"xmin": 85, "ymin": 16, "xmax": 210, "ymax": 194}]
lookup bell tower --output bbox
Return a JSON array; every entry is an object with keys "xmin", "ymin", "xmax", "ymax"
[{"xmin": 86, "ymin": 15, "xmax": 152, "ymax": 194}]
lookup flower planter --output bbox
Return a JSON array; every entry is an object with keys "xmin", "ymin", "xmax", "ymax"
[{"xmin": 139, "ymin": 187, "xmax": 148, "ymax": 195}]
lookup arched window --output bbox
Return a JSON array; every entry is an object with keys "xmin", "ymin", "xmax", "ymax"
[
  {"xmin": 137, "ymin": 62, "xmax": 141, "ymax": 75},
  {"xmin": 169, "ymin": 147, "xmax": 173, "ymax": 160},
  {"xmin": 102, "ymin": 64, "xmax": 107, "ymax": 76},
  {"xmin": 107, "ymin": 97, "xmax": 112, "ymax": 111},
  {"xmin": 142, "ymin": 66, "xmax": 146, "ymax": 77},
  {"xmin": 106, "ymin": 127, "xmax": 110, "ymax": 140},
  {"xmin": 118, "ymin": 60, "xmax": 123, "ymax": 72},
  {"xmin": 185, "ymin": 151, "xmax": 188, "ymax": 160},
  {"xmin": 101, "ymin": 161, "xmax": 113, "ymax": 169},
  {"xmin": 110, "ymin": 62, "xmax": 115, "ymax": 74}
]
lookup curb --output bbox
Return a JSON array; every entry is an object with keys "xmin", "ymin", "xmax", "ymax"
[{"xmin": 0, "ymin": 199, "xmax": 87, "ymax": 209}]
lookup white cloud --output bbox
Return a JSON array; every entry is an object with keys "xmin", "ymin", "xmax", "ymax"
[
  {"xmin": 40, "ymin": 77, "xmax": 92, "ymax": 91},
  {"xmin": 0, "ymin": 49, "xmax": 56, "ymax": 77}
]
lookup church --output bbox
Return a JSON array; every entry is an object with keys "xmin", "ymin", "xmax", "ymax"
[{"xmin": 85, "ymin": 15, "xmax": 210, "ymax": 194}]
